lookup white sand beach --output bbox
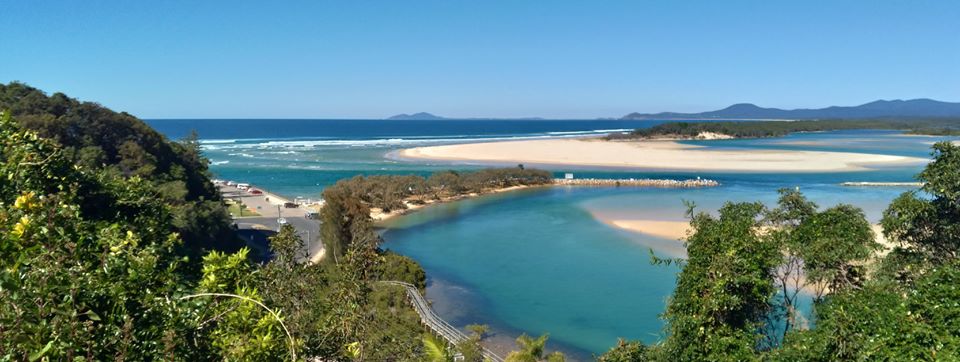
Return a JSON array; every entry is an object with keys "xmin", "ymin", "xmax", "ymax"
[
  {"xmin": 396, "ymin": 138, "xmax": 925, "ymax": 172},
  {"xmin": 602, "ymin": 218, "xmax": 896, "ymax": 258}
]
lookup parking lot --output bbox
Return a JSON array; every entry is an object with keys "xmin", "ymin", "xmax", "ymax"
[{"xmin": 218, "ymin": 183, "xmax": 323, "ymax": 262}]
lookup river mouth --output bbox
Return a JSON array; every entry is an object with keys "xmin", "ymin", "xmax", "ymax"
[
  {"xmin": 379, "ymin": 170, "xmax": 925, "ymax": 357},
  {"xmin": 381, "ymin": 187, "xmax": 683, "ymax": 356}
]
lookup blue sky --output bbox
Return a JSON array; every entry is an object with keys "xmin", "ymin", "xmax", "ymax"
[{"xmin": 2, "ymin": 1, "xmax": 958, "ymax": 119}]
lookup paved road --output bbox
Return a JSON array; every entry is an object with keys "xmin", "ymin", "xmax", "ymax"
[{"xmin": 235, "ymin": 216, "xmax": 322, "ymax": 262}]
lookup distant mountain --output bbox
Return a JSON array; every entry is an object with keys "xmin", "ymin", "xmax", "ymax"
[
  {"xmin": 621, "ymin": 99, "xmax": 960, "ymax": 120},
  {"xmin": 387, "ymin": 112, "xmax": 446, "ymax": 120}
]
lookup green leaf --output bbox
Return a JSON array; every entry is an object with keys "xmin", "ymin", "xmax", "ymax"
[{"xmin": 29, "ymin": 340, "xmax": 54, "ymax": 362}]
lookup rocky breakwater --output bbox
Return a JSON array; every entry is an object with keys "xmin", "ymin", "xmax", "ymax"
[{"xmin": 553, "ymin": 178, "xmax": 720, "ymax": 188}]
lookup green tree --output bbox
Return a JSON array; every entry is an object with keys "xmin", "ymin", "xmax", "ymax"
[
  {"xmin": 882, "ymin": 141, "xmax": 960, "ymax": 266},
  {"xmin": 456, "ymin": 324, "xmax": 490, "ymax": 362},
  {"xmin": 0, "ymin": 82, "xmax": 238, "ymax": 256},
  {"xmin": 505, "ymin": 334, "xmax": 565, "ymax": 362},
  {"xmin": 378, "ymin": 251, "xmax": 427, "ymax": 289},
  {"xmin": 0, "ymin": 112, "xmax": 189, "ymax": 359},
  {"xmin": 259, "ymin": 225, "xmax": 336, "ymax": 358},
  {"xmin": 795, "ymin": 205, "xmax": 878, "ymax": 299},
  {"xmin": 659, "ymin": 202, "xmax": 778, "ymax": 361},
  {"xmin": 765, "ymin": 188, "xmax": 819, "ymax": 339},
  {"xmin": 598, "ymin": 339, "xmax": 650, "ymax": 362},
  {"xmin": 320, "ymin": 184, "xmax": 371, "ymax": 261},
  {"xmin": 772, "ymin": 263, "xmax": 960, "ymax": 361}
]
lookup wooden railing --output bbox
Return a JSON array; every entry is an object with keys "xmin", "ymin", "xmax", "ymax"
[{"xmin": 378, "ymin": 281, "xmax": 504, "ymax": 362}]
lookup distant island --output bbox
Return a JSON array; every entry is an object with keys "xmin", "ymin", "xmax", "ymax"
[
  {"xmin": 621, "ymin": 99, "xmax": 960, "ymax": 120},
  {"xmin": 387, "ymin": 112, "xmax": 447, "ymax": 120},
  {"xmin": 386, "ymin": 112, "xmax": 545, "ymax": 121}
]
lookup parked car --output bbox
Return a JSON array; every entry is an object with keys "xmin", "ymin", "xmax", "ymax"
[
  {"xmin": 248, "ymin": 189, "xmax": 263, "ymax": 195},
  {"xmin": 226, "ymin": 181, "xmax": 236, "ymax": 186},
  {"xmin": 283, "ymin": 202, "xmax": 298, "ymax": 208}
]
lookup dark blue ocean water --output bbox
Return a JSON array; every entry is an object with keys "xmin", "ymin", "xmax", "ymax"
[
  {"xmin": 148, "ymin": 118, "xmax": 660, "ymax": 141},
  {"xmin": 148, "ymin": 119, "xmax": 958, "ymax": 358}
]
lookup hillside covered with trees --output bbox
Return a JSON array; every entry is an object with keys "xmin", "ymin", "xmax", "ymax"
[
  {"xmin": 0, "ymin": 82, "xmax": 236, "ymax": 254},
  {"xmin": 0, "ymin": 109, "xmax": 445, "ymax": 360},
  {"xmin": 608, "ymin": 118, "xmax": 960, "ymax": 140}
]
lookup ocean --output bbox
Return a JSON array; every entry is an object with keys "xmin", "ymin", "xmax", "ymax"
[{"xmin": 148, "ymin": 119, "xmax": 956, "ymax": 359}]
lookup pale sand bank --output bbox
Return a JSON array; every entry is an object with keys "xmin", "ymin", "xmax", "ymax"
[
  {"xmin": 607, "ymin": 219, "xmax": 691, "ymax": 241},
  {"xmin": 397, "ymin": 138, "xmax": 925, "ymax": 172},
  {"xmin": 604, "ymin": 218, "xmax": 896, "ymax": 258}
]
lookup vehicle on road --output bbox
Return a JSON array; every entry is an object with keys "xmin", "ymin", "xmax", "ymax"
[
  {"xmin": 277, "ymin": 217, "xmax": 287, "ymax": 225},
  {"xmin": 283, "ymin": 202, "xmax": 298, "ymax": 208},
  {"xmin": 248, "ymin": 189, "xmax": 263, "ymax": 195}
]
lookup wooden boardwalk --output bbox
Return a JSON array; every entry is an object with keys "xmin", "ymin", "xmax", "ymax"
[{"xmin": 379, "ymin": 281, "xmax": 504, "ymax": 362}]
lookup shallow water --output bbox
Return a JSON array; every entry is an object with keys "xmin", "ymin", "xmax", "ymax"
[
  {"xmin": 380, "ymin": 188, "xmax": 682, "ymax": 357},
  {"xmin": 149, "ymin": 120, "xmax": 958, "ymax": 357}
]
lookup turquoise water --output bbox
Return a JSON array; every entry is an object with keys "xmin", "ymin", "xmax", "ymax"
[
  {"xmin": 380, "ymin": 176, "xmax": 911, "ymax": 357},
  {"xmin": 147, "ymin": 120, "xmax": 958, "ymax": 358},
  {"xmin": 381, "ymin": 188, "xmax": 682, "ymax": 356}
]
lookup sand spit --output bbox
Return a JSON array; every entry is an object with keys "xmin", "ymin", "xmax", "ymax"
[{"xmin": 397, "ymin": 138, "xmax": 925, "ymax": 172}]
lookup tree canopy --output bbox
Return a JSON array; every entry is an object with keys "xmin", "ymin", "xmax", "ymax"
[{"xmin": 0, "ymin": 82, "xmax": 236, "ymax": 254}]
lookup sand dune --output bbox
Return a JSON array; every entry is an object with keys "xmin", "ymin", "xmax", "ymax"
[{"xmin": 396, "ymin": 138, "xmax": 925, "ymax": 172}]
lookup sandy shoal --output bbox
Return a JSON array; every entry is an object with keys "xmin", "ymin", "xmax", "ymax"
[
  {"xmin": 396, "ymin": 138, "xmax": 925, "ymax": 172},
  {"xmin": 605, "ymin": 219, "xmax": 896, "ymax": 257}
]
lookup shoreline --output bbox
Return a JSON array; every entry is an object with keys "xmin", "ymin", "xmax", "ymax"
[
  {"xmin": 371, "ymin": 184, "xmax": 538, "ymax": 223},
  {"xmin": 394, "ymin": 138, "xmax": 926, "ymax": 172},
  {"xmin": 372, "ymin": 178, "xmax": 719, "ymax": 224}
]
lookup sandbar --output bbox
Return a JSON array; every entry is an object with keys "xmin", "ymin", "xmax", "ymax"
[{"xmin": 395, "ymin": 138, "xmax": 925, "ymax": 172}]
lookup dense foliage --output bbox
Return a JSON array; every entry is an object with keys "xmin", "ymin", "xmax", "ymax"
[
  {"xmin": 607, "ymin": 118, "xmax": 960, "ymax": 140},
  {"xmin": 601, "ymin": 142, "xmax": 960, "ymax": 361},
  {"xmin": 658, "ymin": 201, "xmax": 779, "ymax": 360},
  {"xmin": 0, "ymin": 82, "xmax": 236, "ymax": 254},
  {"xmin": 0, "ymin": 111, "xmax": 194, "ymax": 359}
]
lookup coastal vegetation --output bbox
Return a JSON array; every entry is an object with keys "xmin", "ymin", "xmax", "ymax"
[
  {"xmin": 0, "ymin": 110, "xmax": 436, "ymax": 360},
  {"xmin": 607, "ymin": 118, "xmax": 960, "ymax": 140},
  {"xmin": 320, "ymin": 167, "xmax": 553, "ymax": 259},
  {"xmin": 0, "ymin": 82, "xmax": 237, "ymax": 255},
  {"xmin": 598, "ymin": 141, "xmax": 960, "ymax": 361}
]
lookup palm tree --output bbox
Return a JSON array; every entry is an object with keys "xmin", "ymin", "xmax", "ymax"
[
  {"xmin": 423, "ymin": 333, "xmax": 454, "ymax": 362},
  {"xmin": 505, "ymin": 334, "xmax": 564, "ymax": 362}
]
